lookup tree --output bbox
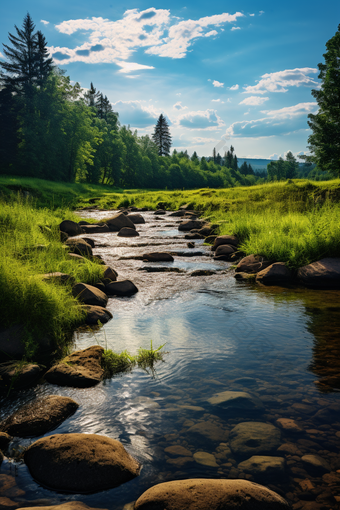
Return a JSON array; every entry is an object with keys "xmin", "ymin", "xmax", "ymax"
[
  {"xmin": 307, "ymin": 24, "xmax": 340, "ymax": 176},
  {"xmin": 152, "ymin": 114, "xmax": 172, "ymax": 156}
]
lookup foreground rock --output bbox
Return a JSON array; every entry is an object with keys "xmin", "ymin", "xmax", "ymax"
[
  {"xmin": 24, "ymin": 433, "xmax": 140, "ymax": 493},
  {"xmin": 83, "ymin": 305, "xmax": 113, "ymax": 325},
  {"xmin": 21, "ymin": 503, "xmax": 107, "ymax": 510},
  {"xmin": 229, "ymin": 422, "xmax": 281, "ymax": 458},
  {"xmin": 214, "ymin": 244, "xmax": 237, "ymax": 260},
  {"xmin": 65, "ymin": 239, "xmax": 93, "ymax": 257},
  {"xmin": 297, "ymin": 257, "xmax": 340, "ymax": 288},
  {"xmin": 236, "ymin": 255, "xmax": 272, "ymax": 274},
  {"xmin": 143, "ymin": 252, "xmax": 174, "ymax": 262},
  {"xmin": 0, "ymin": 396, "xmax": 79, "ymax": 437},
  {"xmin": 105, "ymin": 212, "xmax": 136, "ymax": 231},
  {"xmin": 72, "ymin": 283, "xmax": 108, "ymax": 308},
  {"xmin": 301, "ymin": 454, "xmax": 331, "ymax": 475},
  {"xmin": 238, "ymin": 456, "xmax": 286, "ymax": 480},
  {"xmin": 105, "ymin": 280, "xmax": 138, "ymax": 296},
  {"xmin": 207, "ymin": 390, "xmax": 264, "ymax": 411},
  {"xmin": 127, "ymin": 213, "xmax": 145, "ymax": 224},
  {"xmin": 134, "ymin": 479, "xmax": 290, "ymax": 510},
  {"xmin": 103, "ymin": 266, "xmax": 118, "ymax": 281},
  {"xmin": 59, "ymin": 220, "xmax": 83, "ymax": 237},
  {"xmin": 256, "ymin": 262, "xmax": 292, "ymax": 285},
  {"xmin": 44, "ymin": 346, "xmax": 104, "ymax": 388},
  {"xmin": 178, "ymin": 220, "xmax": 204, "ymax": 231}
]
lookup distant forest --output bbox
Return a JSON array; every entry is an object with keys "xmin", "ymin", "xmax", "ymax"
[{"xmin": 0, "ymin": 14, "xmax": 331, "ymax": 189}]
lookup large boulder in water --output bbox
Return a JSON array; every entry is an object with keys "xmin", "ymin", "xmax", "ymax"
[
  {"xmin": 105, "ymin": 280, "xmax": 138, "ymax": 296},
  {"xmin": 0, "ymin": 396, "xmax": 79, "ymax": 437},
  {"xmin": 178, "ymin": 220, "xmax": 204, "ymax": 231},
  {"xmin": 236, "ymin": 255, "xmax": 272, "ymax": 274},
  {"xmin": 212, "ymin": 235, "xmax": 239, "ymax": 250},
  {"xmin": 44, "ymin": 346, "xmax": 104, "ymax": 388},
  {"xmin": 24, "ymin": 433, "xmax": 140, "ymax": 493},
  {"xmin": 118, "ymin": 227, "xmax": 139, "ymax": 237},
  {"xmin": 134, "ymin": 479, "xmax": 290, "ymax": 510},
  {"xmin": 59, "ymin": 220, "xmax": 83, "ymax": 237},
  {"xmin": 297, "ymin": 258, "xmax": 340, "ymax": 288},
  {"xmin": 256, "ymin": 262, "xmax": 292, "ymax": 285},
  {"xmin": 143, "ymin": 252, "xmax": 174, "ymax": 262},
  {"xmin": 105, "ymin": 212, "xmax": 135, "ymax": 232},
  {"xmin": 72, "ymin": 283, "xmax": 108, "ymax": 308},
  {"xmin": 127, "ymin": 213, "xmax": 145, "ymax": 224}
]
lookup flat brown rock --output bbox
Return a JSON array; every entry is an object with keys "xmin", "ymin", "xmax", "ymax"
[
  {"xmin": 0, "ymin": 396, "xmax": 79, "ymax": 437},
  {"xmin": 44, "ymin": 346, "xmax": 104, "ymax": 388},
  {"xmin": 297, "ymin": 258, "xmax": 340, "ymax": 288},
  {"xmin": 134, "ymin": 479, "xmax": 290, "ymax": 510},
  {"xmin": 142, "ymin": 252, "xmax": 174, "ymax": 262},
  {"xmin": 24, "ymin": 433, "xmax": 140, "ymax": 493}
]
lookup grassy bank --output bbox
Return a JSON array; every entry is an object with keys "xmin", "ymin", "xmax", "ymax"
[{"xmin": 0, "ymin": 195, "xmax": 105, "ymax": 362}]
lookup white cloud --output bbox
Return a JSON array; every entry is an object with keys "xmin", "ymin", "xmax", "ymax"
[
  {"xmin": 52, "ymin": 10, "xmax": 244, "ymax": 65},
  {"xmin": 213, "ymin": 80, "xmax": 224, "ymax": 88},
  {"xmin": 226, "ymin": 102, "xmax": 318, "ymax": 138},
  {"xmin": 0, "ymin": 52, "xmax": 4, "ymax": 59},
  {"xmin": 41, "ymin": 20, "xmax": 49, "ymax": 25},
  {"xmin": 192, "ymin": 137, "xmax": 218, "ymax": 145},
  {"xmin": 231, "ymin": 27, "xmax": 241, "ymax": 31},
  {"xmin": 177, "ymin": 109, "xmax": 225, "ymax": 130},
  {"xmin": 112, "ymin": 100, "xmax": 159, "ymax": 127},
  {"xmin": 176, "ymin": 93, "xmax": 181, "ymax": 96},
  {"xmin": 243, "ymin": 68, "xmax": 318, "ymax": 94},
  {"xmin": 205, "ymin": 30, "xmax": 218, "ymax": 37},
  {"xmin": 239, "ymin": 96, "xmax": 269, "ymax": 106},
  {"xmin": 173, "ymin": 101, "xmax": 187, "ymax": 110},
  {"xmin": 211, "ymin": 99, "xmax": 224, "ymax": 103},
  {"xmin": 229, "ymin": 84, "xmax": 239, "ymax": 90},
  {"xmin": 249, "ymin": 13, "xmax": 255, "ymax": 16},
  {"xmin": 259, "ymin": 11, "xmax": 265, "ymax": 15},
  {"xmin": 269, "ymin": 153, "xmax": 280, "ymax": 160},
  {"xmin": 116, "ymin": 61, "xmax": 155, "ymax": 73}
]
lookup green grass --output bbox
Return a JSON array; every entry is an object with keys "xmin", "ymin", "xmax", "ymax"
[
  {"xmin": 102, "ymin": 341, "xmax": 167, "ymax": 378},
  {"xmin": 0, "ymin": 195, "xmax": 106, "ymax": 361}
]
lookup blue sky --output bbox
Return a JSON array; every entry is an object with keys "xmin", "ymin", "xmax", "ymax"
[{"xmin": 1, "ymin": 0, "xmax": 339, "ymax": 159}]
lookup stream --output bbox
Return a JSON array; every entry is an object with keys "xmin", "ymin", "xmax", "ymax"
[{"xmin": 1, "ymin": 209, "xmax": 340, "ymax": 509}]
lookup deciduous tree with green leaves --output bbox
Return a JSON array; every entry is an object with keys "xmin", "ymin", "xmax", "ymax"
[{"xmin": 307, "ymin": 24, "xmax": 340, "ymax": 176}]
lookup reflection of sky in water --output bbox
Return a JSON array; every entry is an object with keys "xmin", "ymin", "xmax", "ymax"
[{"xmin": 2, "ymin": 210, "xmax": 340, "ymax": 509}]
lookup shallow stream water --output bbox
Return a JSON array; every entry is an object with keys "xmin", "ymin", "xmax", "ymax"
[{"xmin": 1, "ymin": 210, "xmax": 340, "ymax": 509}]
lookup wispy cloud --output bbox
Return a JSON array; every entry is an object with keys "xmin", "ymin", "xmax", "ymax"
[
  {"xmin": 211, "ymin": 99, "xmax": 224, "ymax": 103},
  {"xmin": 226, "ymin": 102, "xmax": 318, "ymax": 138},
  {"xmin": 51, "ymin": 9, "xmax": 244, "ymax": 68},
  {"xmin": 173, "ymin": 102, "xmax": 188, "ymax": 110},
  {"xmin": 239, "ymin": 96, "xmax": 269, "ymax": 106},
  {"xmin": 229, "ymin": 84, "xmax": 239, "ymax": 90},
  {"xmin": 231, "ymin": 27, "xmax": 241, "ymax": 31},
  {"xmin": 212, "ymin": 80, "xmax": 224, "ymax": 87},
  {"xmin": 177, "ymin": 109, "xmax": 225, "ymax": 130},
  {"xmin": 243, "ymin": 68, "xmax": 318, "ymax": 94},
  {"xmin": 41, "ymin": 20, "xmax": 49, "ymax": 25}
]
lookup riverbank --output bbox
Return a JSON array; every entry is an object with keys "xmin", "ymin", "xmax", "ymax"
[{"xmin": 1, "ymin": 177, "xmax": 340, "ymax": 367}]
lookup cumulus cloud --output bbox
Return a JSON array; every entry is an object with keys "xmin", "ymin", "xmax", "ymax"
[
  {"xmin": 173, "ymin": 101, "xmax": 187, "ymax": 110},
  {"xmin": 177, "ymin": 109, "xmax": 225, "ymax": 130},
  {"xmin": 229, "ymin": 84, "xmax": 239, "ymax": 90},
  {"xmin": 51, "ymin": 9, "xmax": 244, "ymax": 67},
  {"xmin": 226, "ymin": 102, "xmax": 318, "ymax": 138},
  {"xmin": 243, "ymin": 68, "xmax": 318, "ymax": 94},
  {"xmin": 231, "ymin": 27, "xmax": 241, "ymax": 31},
  {"xmin": 239, "ymin": 96, "xmax": 269, "ymax": 106},
  {"xmin": 212, "ymin": 80, "xmax": 224, "ymax": 87},
  {"xmin": 41, "ymin": 20, "xmax": 49, "ymax": 25},
  {"xmin": 211, "ymin": 99, "xmax": 224, "ymax": 103},
  {"xmin": 249, "ymin": 13, "xmax": 255, "ymax": 16},
  {"xmin": 112, "ymin": 100, "xmax": 159, "ymax": 127}
]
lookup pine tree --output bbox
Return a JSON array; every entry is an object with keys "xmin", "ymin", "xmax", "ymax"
[
  {"xmin": 307, "ymin": 24, "xmax": 340, "ymax": 176},
  {"xmin": 36, "ymin": 31, "xmax": 53, "ymax": 86},
  {"xmin": 152, "ymin": 114, "xmax": 172, "ymax": 156}
]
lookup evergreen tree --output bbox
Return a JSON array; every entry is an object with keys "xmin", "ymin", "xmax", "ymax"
[
  {"xmin": 213, "ymin": 147, "xmax": 216, "ymax": 163},
  {"xmin": 307, "ymin": 24, "xmax": 340, "ymax": 176},
  {"xmin": 36, "ymin": 31, "xmax": 53, "ymax": 86},
  {"xmin": 152, "ymin": 114, "xmax": 172, "ymax": 156}
]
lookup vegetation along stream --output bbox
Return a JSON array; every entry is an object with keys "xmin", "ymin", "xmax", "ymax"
[{"xmin": 1, "ymin": 207, "xmax": 340, "ymax": 509}]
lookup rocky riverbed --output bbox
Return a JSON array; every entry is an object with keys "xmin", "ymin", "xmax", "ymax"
[{"xmin": 0, "ymin": 208, "xmax": 340, "ymax": 510}]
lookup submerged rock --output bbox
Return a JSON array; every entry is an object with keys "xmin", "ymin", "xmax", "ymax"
[
  {"xmin": 0, "ymin": 396, "xmax": 79, "ymax": 437},
  {"xmin": 134, "ymin": 479, "xmax": 290, "ymax": 510},
  {"xmin": 301, "ymin": 454, "xmax": 331, "ymax": 475},
  {"xmin": 24, "ymin": 433, "xmax": 140, "ymax": 493},
  {"xmin": 44, "ymin": 346, "xmax": 104, "ymax": 388},
  {"xmin": 238, "ymin": 456, "xmax": 286, "ymax": 480},
  {"xmin": 297, "ymin": 257, "xmax": 340, "ymax": 288},
  {"xmin": 0, "ymin": 432, "xmax": 12, "ymax": 450},
  {"xmin": 207, "ymin": 390, "xmax": 264, "ymax": 411},
  {"xmin": 187, "ymin": 421, "xmax": 229, "ymax": 443},
  {"xmin": 164, "ymin": 445, "xmax": 192, "ymax": 457},
  {"xmin": 229, "ymin": 422, "xmax": 281, "ymax": 458},
  {"xmin": 193, "ymin": 451, "xmax": 218, "ymax": 467}
]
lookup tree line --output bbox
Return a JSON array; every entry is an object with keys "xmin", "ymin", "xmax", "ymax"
[{"xmin": 0, "ymin": 14, "xmax": 336, "ymax": 189}]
